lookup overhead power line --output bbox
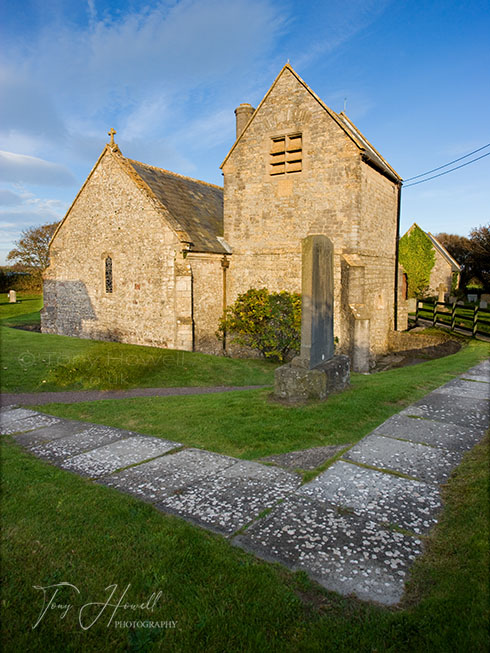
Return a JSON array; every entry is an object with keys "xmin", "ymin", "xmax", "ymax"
[
  {"xmin": 403, "ymin": 151, "xmax": 490, "ymax": 187},
  {"xmin": 403, "ymin": 143, "xmax": 490, "ymax": 182}
]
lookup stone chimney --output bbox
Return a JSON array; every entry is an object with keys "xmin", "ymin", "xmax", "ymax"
[{"xmin": 234, "ymin": 103, "xmax": 255, "ymax": 139}]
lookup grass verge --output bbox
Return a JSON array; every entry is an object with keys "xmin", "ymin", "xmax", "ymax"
[
  {"xmin": 0, "ymin": 295, "xmax": 275, "ymax": 393},
  {"xmin": 38, "ymin": 340, "xmax": 489, "ymax": 460},
  {"xmin": 1, "ymin": 434, "xmax": 488, "ymax": 652}
]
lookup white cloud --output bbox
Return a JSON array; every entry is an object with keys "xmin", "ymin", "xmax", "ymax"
[
  {"xmin": 0, "ymin": 190, "xmax": 22, "ymax": 206},
  {"xmin": 0, "ymin": 68, "xmax": 66, "ymax": 141},
  {"xmin": 291, "ymin": 0, "xmax": 392, "ymax": 69},
  {"xmin": 0, "ymin": 151, "xmax": 76, "ymax": 186}
]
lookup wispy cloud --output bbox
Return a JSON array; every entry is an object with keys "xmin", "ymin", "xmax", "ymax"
[
  {"xmin": 0, "ymin": 190, "xmax": 23, "ymax": 206},
  {"xmin": 0, "ymin": 151, "xmax": 76, "ymax": 186},
  {"xmin": 290, "ymin": 0, "xmax": 392, "ymax": 69}
]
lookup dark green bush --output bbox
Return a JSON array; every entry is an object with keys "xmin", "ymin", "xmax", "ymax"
[{"xmin": 218, "ymin": 288, "xmax": 301, "ymax": 362}]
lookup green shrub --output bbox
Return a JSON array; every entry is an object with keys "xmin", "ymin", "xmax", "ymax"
[{"xmin": 218, "ymin": 288, "xmax": 301, "ymax": 362}]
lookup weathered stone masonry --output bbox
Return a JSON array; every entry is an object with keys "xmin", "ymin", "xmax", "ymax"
[{"xmin": 43, "ymin": 64, "xmax": 407, "ymax": 371}]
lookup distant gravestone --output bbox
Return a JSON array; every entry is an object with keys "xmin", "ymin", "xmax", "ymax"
[
  {"xmin": 437, "ymin": 283, "xmax": 447, "ymax": 304},
  {"xmin": 467, "ymin": 293, "xmax": 478, "ymax": 303},
  {"xmin": 8, "ymin": 290, "xmax": 16, "ymax": 303},
  {"xmin": 480, "ymin": 300, "xmax": 488, "ymax": 309},
  {"xmin": 274, "ymin": 235, "xmax": 350, "ymax": 402}
]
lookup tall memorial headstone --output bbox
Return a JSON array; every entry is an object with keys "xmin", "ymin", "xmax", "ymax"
[
  {"xmin": 8, "ymin": 290, "xmax": 17, "ymax": 303},
  {"xmin": 274, "ymin": 235, "xmax": 350, "ymax": 402},
  {"xmin": 300, "ymin": 235, "xmax": 334, "ymax": 367}
]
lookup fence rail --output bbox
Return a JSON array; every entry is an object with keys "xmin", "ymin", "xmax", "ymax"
[{"xmin": 412, "ymin": 300, "xmax": 490, "ymax": 338}]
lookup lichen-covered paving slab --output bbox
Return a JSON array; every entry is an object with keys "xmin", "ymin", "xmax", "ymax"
[
  {"xmin": 156, "ymin": 461, "xmax": 301, "ymax": 535},
  {"xmin": 343, "ymin": 434, "xmax": 463, "ymax": 483},
  {"xmin": 432, "ymin": 378, "xmax": 490, "ymax": 400},
  {"xmin": 0, "ymin": 407, "xmax": 39, "ymax": 429},
  {"xmin": 0, "ymin": 411, "xmax": 61, "ymax": 435},
  {"xmin": 233, "ymin": 495, "xmax": 423, "ymax": 606},
  {"xmin": 31, "ymin": 425, "xmax": 138, "ymax": 462},
  {"xmin": 99, "ymin": 448, "xmax": 236, "ymax": 501},
  {"xmin": 404, "ymin": 394, "xmax": 489, "ymax": 431},
  {"xmin": 299, "ymin": 460, "xmax": 442, "ymax": 533},
  {"xmin": 370, "ymin": 414, "xmax": 483, "ymax": 452},
  {"xmin": 11, "ymin": 420, "xmax": 93, "ymax": 448},
  {"xmin": 59, "ymin": 436, "xmax": 181, "ymax": 477}
]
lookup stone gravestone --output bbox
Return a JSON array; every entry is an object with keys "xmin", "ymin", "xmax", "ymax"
[
  {"xmin": 437, "ymin": 283, "xmax": 447, "ymax": 304},
  {"xmin": 479, "ymin": 293, "xmax": 489, "ymax": 309},
  {"xmin": 437, "ymin": 283, "xmax": 448, "ymax": 311},
  {"xmin": 274, "ymin": 235, "xmax": 350, "ymax": 402},
  {"xmin": 300, "ymin": 235, "xmax": 334, "ymax": 367},
  {"xmin": 8, "ymin": 290, "xmax": 16, "ymax": 303}
]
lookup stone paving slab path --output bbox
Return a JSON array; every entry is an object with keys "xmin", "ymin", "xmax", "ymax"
[
  {"xmin": 343, "ymin": 433, "xmax": 464, "ymax": 484},
  {"xmin": 157, "ymin": 461, "xmax": 302, "ymax": 535},
  {"xmin": 99, "ymin": 448, "xmax": 237, "ymax": 502},
  {"xmin": 1, "ymin": 359, "xmax": 488, "ymax": 606},
  {"xmin": 59, "ymin": 436, "xmax": 182, "ymax": 478},
  {"xmin": 31, "ymin": 425, "xmax": 142, "ymax": 463},
  {"xmin": 298, "ymin": 460, "xmax": 442, "ymax": 534},
  {"xmin": 370, "ymin": 414, "xmax": 484, "ymax": 452},
  {"xmin": 403, "ymin": 394, "xmax": 489, "ymax": 431},
  {"xmin": 233, "ymin": 494, "xmax": 424, "ymax": 605}
]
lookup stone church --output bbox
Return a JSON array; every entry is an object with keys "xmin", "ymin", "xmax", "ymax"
[{"xmin": 42, "ymin": 64, "xmax": 407, "ymax": 371}]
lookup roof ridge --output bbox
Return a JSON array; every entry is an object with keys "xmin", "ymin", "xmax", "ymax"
[{"xmin": 125, "ymin": 157, "xmax": 223, "ymax": 190}]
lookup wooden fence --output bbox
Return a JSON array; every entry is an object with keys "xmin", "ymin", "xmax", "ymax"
[{"xmin": 412, "ymin": 300, "xmax": 490, "ymax": 338}]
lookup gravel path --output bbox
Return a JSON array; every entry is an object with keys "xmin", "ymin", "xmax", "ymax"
[
  {"xmin": 0, "ymin": 385, "xmax": 266, "ymax": 407},
  {"xmin": 1, "ymin": 360, "xmax": 488, "ymax": 606}
]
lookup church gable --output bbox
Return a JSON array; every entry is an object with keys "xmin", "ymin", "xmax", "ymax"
[
  {"xmin": 221, "ymin": 65, "xmax": 364, "ymax": 257},
  {"xmin": 222, "ymin": 65, "xmax": 359, "ymax": 176}
]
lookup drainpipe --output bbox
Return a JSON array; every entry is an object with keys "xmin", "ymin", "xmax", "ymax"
[
  {"xmin": 394, "ymin": 181, "xmax": 402, "ymax": 331},
  {"xmin": 221, "ymin": 255, "xmax": 230, "ymax": 352}
]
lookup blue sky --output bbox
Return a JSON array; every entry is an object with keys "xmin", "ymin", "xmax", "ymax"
[{"xmin": 1, "ymin": 0, "xmax": 489, "ymax": 264}]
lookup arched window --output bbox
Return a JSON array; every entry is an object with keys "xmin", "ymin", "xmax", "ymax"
[{"xmin": 105, "ymin": 256, "xmax": 113, "ymax": 293}]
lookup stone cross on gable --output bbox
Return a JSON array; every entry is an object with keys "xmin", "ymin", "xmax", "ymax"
[{"xmin": 108, "ymin": 128, "xmax": 117, "ymax": 146}]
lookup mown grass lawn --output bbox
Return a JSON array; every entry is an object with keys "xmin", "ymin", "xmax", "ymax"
[
  {"xmin": 1, "ymin": 434, "xmax": 488, "ymax": 652},
  {"xmin": 0, "ymin": 294, "xmax": 275, "ymax": 392},
  {"xmin": 38, "ymin": 339, "xmax": 490, "ymax": 461}
]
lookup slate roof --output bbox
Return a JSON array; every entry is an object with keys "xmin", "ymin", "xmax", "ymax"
[{"xmin": 126, "ymin": 158, "xmax": 226, "ymax": 254}]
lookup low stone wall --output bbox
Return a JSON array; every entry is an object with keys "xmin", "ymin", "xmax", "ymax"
[{"xmin": 387, "ymin": 329, "xmax": 454, "ymax": 352}]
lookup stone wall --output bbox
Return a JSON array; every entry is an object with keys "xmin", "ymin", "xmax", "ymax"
[
  {"xmin": 222, "ymin": 67, "xmax": 401, "ymax": 369},
  {"xmin": 428, "ymin": 247, "xmax": 455, "ymax": 297},
  {"xmin": 188, "ymin": 252, "xmax": 224, "ymax": 355},
  {"xmin": 42, "ymin": 149, "xmax": 191, "ymax": 350},
  {"xmin": 388, "ymin": 329, "xmax": 455, "ymax": 352}
]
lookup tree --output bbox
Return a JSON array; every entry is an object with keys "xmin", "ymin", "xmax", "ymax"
[
  {"xmin": 436, "ymin": 223, "xmax": 490, "ymax": 290},
  {"xmin": 468, "ymin": 224, "xmax": 490, "ymax": 288},
  {"xmin": 7, "ymin": 221, "xmax": 59, "ymax": 271},
  {"xmin": 218, "ymin": 288, "xmax": 301, "ymax": 362},
  {"xmin": 398, "ymin": 225, "xmax": 435, "ymax": 298}
]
